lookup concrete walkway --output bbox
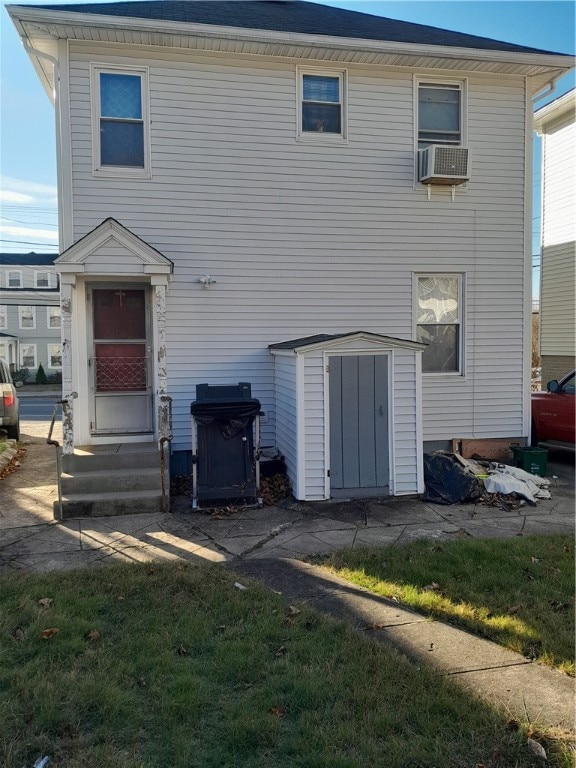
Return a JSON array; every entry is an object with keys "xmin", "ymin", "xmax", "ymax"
[{"xmin": 1, "ymin": 419, "xmax": 574, "ymax": 732}]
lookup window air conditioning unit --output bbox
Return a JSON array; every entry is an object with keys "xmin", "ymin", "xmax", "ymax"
[{"xmin": 419, "ymin": 145, "xmax": 470, "ymax": 185}]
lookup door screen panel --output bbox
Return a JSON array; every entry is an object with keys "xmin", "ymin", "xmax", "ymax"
[{"xmin": 93, "ymin": 289, "xmax": 146, "ymax": 339}]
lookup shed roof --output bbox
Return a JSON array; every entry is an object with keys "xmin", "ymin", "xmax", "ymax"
[
  {"xmin": 23, "ymin": 0, "xmax": 567, "ymax": 56},
  {"xmin": 269, "ymin": 331, "xmax": 425, "ymax": 352}
]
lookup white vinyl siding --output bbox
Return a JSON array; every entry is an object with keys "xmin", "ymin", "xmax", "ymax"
[
  {"xmin": 68, "ymin": 44, "xmax": 528, "ymax": 449},
  {"xmin": 272, "ymin": 352, "xmax": 298, "ymax": 495},
  {"xmin": 539, "ymin": 109, "xmax": 575, "ymax": 359}
]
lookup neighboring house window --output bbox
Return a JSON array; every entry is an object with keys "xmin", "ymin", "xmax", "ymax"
[
  {"xmin": 416, "ymin": 274, "xmax": 463, "ymax": 374},
  {"xmin": 19, "ymin": 306, "xmax": 36, "ymax": 329},
  {"xmin": 20, "ymin": 344, "xmax": 37, "ymax": 369},
  {"xmin": 48, "ymin": 306, "xmax": 61, "ymax": 328},
  {"xmin": 417, "ymin": 81, "xmax": 464, "ymax": 149},
  {"xmin": 35, "ymin": 271, "xmax": 50, "ymax": 288},
  {"xmin": 0, "ymin": 306, "xmax": 6, "ymax": 329},
  {"xmin": 0, "ymin": 343, "xmax": 5, "ymax": 362},
  {"xmin": 92, "ymin": 66, "xmax": 150, "ymax": 174},
  {"xmin": 7, "ymin": 271, "xmax": 22, "ymax": 288},
  {"xmin": 298, "ymin": 68, "xmax": 347, "ymax": 140},
  {"xmin": 47, "ymin": 343, "xmax": 62, "ymax": 369}
]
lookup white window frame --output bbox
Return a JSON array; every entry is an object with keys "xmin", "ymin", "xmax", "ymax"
[
  {"xmin": 47, "ymin": 343, "xmax": 62, "ymax": 369},
  {"xmin": 34, "ymin": 270, "xmax": 51, "ymax": 288},
  {"xmin": 414, "ymin": 76, "xmax": 467, "ymax": 151},
  {"xmin": 296, "ymin": 67, "xmax": 348, "ymax": 143},
  {"xmin": 413, "ymin": 273, "xmax": 465, "ymax": 376},
  {"xmin": 19, "ymin": 306, "xmax": 36, "ymax": 330},
  {"xmin": 0, "ymin": 305, "xmax": 6, "ymax": 330},
  {"xmin": 0, "ymin": 343, "xmax": 6, "ymax": 363},
  {"xmin": 7, "ymin": 270, "xmax": 22, "ymax": 288},
  {"xmin": 47, "ymin": 305, "xmax": 61, "ymax": 329},
  {"xmin": 20, "ymin": 343, "xmax": 37, "ymax": 370},
  {"xmin": 91, "ymin": 64, "xmax": 151, "ymax": 178}
]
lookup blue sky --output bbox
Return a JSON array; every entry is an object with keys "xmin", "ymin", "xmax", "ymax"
[{"xmin": 1, "ymin": 0, "xmax": 574, "ymax": 298}]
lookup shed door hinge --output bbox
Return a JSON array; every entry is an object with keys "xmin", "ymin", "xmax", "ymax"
[{"xmin": 327, "ymin": 469, "xmax": 330, "ymax": 478}]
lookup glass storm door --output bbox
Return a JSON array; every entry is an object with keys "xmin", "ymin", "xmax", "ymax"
[{"xmin": 89, "ymin": 287, "xmax": 153, "ymax": 434}]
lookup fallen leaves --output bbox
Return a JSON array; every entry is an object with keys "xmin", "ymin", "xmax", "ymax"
[
  {"xmin": 40, "ymin": 627, "xmax": 59, "ymax": 639},
  {"xmin": 423, "ymin": 582, "xmax": 441, "ymax": 591},
  {"xmin": 234, "ymin": 582, "xmax": 247, "ymax": 591},
  {"xmin": 177, "ymin": 644, "xmax": 187, "ymax": 656},
  {"xmin": 12, "ymin": 627, "xmax": 24, "ymax": 642},
  {"xmin": 38, "ymin": 597, "xmax": 53, "ymax": 609},
  {"xmin": 269, "ymin": 705, "xmax": 287, "ymax": 717},
  {"xmin": 86, "ymin": 629, "xmax": 100, "ymax": 641},
  {"xmin": 274, "ymin": 645, "xmax": 287, "ymax": 658}
]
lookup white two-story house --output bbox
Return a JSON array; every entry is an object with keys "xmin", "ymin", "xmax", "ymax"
[{"xmin": 8, "ymin": 0, "xmax": 573, "ymax": 513}]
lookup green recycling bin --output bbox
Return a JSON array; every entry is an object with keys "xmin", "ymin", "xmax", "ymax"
[{"xmin": 511, "ymin": 446, "xmax": 548, "ymax": 477}]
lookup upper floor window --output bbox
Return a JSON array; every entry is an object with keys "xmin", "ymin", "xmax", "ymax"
[
  {"xmin": 92, "ymin": 66, "xmax": 150, "ymax": 176},
  {"xmin": 416, "ymin": 274, "xmax": 463, "ymax": 374},
  {"xmin": 0, "ymin": 306, "xmax": 6, "ymax": 329},
  {"xmin": 418, "ymin": 82, "xmax": 464, "ymax": 149},
  {"xmin": 19, "ymin": 306, "xmax": 36, "ymax": 330},
  {"xmin": 48, "ymin": 306, "xmax": 61, "ymax": 329},
  {"xmin": 298, "ymin": 68, "xmax": 347, "ymax": 141},
  {"xmin": 7, "ymin": 271, "xmax": 22, "ymax": 288},
  {"xmin": 35, "ymin": 271, "xmax": 50, "ymax": 288}
]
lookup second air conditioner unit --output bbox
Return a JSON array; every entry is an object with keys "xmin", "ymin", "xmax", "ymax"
[{"xmin": 419, "ymin": 145, "xmax": 470, "ymax": 185}]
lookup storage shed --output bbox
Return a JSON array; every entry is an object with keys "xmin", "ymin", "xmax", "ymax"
[{"xmin": 269, "ymin": 332, "xmax": 426, "ymax": 501}]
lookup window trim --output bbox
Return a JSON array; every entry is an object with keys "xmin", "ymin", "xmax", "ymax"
[
  {"xmin": 18, "ymin": 306, "xmax": 36, "ymax": 330},
  {"xmin": 20, "ymin": 343, "xmax": 37, "ymax": 370},
  {"xmin": 413, "ymin": 272, "xmax": 465, "ymax": 377},
  {"xmin": 47, "ymin": 305, "xmax": 62, "ymax": 329},
  {"xmin": 0, "ymin": 305, "xmax": 6, "ymax": 330},
  {"xmin": 414, "ymin": 76, "xmax": 467, "ymax": 151},
  {"xmin": 91, "ymin": 64, "xmax": 151, "ymax": 178},
  {"xmin": 34, "ymin": 270, "xmax": 51, "ymax": 289},
  {"xmin": 6, "ymin": 270, "xmax": 22, "ymax": 288},
  {"xmin": 296, "ymin": 66, "xmax": 348, "ymax": 143},
  {"xmin": 47, "ymin": 343, "xmax": 63, "ymax": 370}
]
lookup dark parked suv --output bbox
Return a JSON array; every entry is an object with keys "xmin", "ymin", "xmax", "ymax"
[{"xmin": 0, "ymin": 360, "xmax": 19, "ymax": 440}]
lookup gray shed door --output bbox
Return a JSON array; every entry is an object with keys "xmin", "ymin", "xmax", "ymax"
[{"xmin": 329, "ymin": 355, "xmax": 389, "ymax": 495}]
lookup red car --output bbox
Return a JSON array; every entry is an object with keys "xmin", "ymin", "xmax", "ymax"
[{"xmin": 531, "ymin": 370, "xmax": 575, "ymax": 448}]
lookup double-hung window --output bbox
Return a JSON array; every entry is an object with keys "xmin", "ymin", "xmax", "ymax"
[
  {"xmin": 93, "ymin": 66, "xmax": 149, "ymax": 175},
  {"xmin": 416, "ymin": 274, "xmax": 463, "ymax": 374},
  {"xmin": 48, "ymin": 306, "xmax": 61, "ymax": 329},
  {"xmin": 0, "ymin": 306, "xmax": 6, "ymax": 330},
  {"xmin": 298, "ymin": 68, "xmax": 347, "ymax": 140},
  {"xmin": 19, "ymin": 306, "xmax": 36, "ymax": 330},
  {"xmin": 417, "ymin": 81, "xmax": 464, "ymax": 149},
  {"xmin": 7, "ymin": 271, "xmax": 22, "ymax": 288},
  {"xmin": 35, "ymin": 271, "xmax": 50, "ymax": 288},
  {"xmin": 48, "ymin": 344, "xmax": 62, "ymax": 369},
  {"xmin": 20, "ymin": 344, "xmax": 37, "ymax": 369}
]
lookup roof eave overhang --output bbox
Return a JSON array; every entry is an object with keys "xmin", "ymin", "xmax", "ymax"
[
  {"xmin": 534, "ymin": 88, "xmax": 576, "ymax": 133},
  {"xmin": 8, "ymin": 5, "xmax": 573, "ymax": 96}
]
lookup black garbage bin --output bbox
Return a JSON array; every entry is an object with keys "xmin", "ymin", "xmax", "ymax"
[{"xmin": 190, "ymin": 383, "xmax": 261, "ymax": 508}]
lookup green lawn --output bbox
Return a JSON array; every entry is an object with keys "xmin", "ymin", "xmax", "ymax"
[
  {"xmin": 319, "ymin": 534, "xmax": 574, "ymax": 676},
  {"xmin": 1, "ymin": 562, "xmax": 573, "ymax": 767}
]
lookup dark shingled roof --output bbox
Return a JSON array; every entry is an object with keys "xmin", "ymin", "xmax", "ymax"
[
  {"xmin": 0, "ymin": 253, "xmax": 57, "ymax": 266},
  {"xmin": 28, "ymin": 0, "xmax": 567, "ymax": 56}
]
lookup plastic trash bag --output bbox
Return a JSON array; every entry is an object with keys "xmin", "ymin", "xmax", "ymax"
[{"xmin": 422, "ymin": 452, "xmax": 483, "ymax": 505}]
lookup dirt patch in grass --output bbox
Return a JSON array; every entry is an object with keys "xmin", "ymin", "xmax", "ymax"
[
  {"xmin": 1, "ymin": 562, "xmax": 573, "ymax": 767},
  {"xmin": 319, "ymin": 534, "xmax": 574, "ymax": 676}
]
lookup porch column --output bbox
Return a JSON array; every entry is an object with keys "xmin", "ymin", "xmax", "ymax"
[
  {"xmin": 60, "ymin": 275, "xmax": 75, "ymax": 454},
  {"xmin": 153, "ymin": 278, "xmax": 171, "ymax": 435}
]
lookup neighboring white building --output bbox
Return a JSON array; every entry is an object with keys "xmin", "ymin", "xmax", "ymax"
[
  {"xmin": 0, "ymin": 254, "xmax": 62, "ymax": 381},
  {"xmin": 8, "ymin": 0, "xmax": 573, "ymax": 502},
  {"xmin": 534, "ymin": 89, "xmax": 576, "ymax": 385}
]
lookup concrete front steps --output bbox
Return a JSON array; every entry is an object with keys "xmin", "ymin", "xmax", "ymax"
[{"xmin": 56, "ymin": 443, "xmax": 166, "ymax": 519}]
